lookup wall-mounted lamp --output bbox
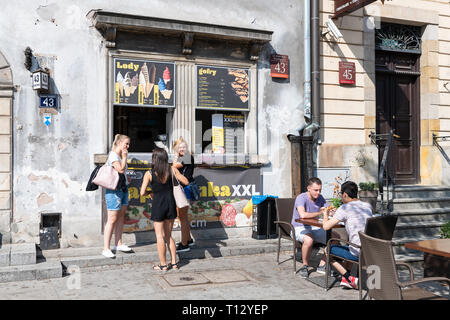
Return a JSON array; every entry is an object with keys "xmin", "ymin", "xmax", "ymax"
[
  {"xmin": 24, "ymin": 47, "xmax": 33, "ymax": 71},
  {"xmin": 32, "ymin": 68, "xmax": 49, "ymax": 92}
]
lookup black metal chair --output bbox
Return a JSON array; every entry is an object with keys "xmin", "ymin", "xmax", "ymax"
[{"xmin": 325, "ymin": 215, "xmax": 398, "ymax": 299}]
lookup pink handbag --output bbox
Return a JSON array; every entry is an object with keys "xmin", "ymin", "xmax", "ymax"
[
  {"xmin": 172, "ymin": 169, "xmax": 189, "ymax": 208},
  {"xmin": 92, "ymin": 164, "xmax": 119, "ymax": 190}
]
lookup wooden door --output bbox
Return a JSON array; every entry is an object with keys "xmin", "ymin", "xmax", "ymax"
[{"xmin": 375, "ymin": 51, "xmax": 420, "ymax": 185}]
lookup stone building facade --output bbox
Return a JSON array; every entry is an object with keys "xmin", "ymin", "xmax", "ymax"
[
  {"xmin": 0, "ymin": 0, "xmax": 307, "ymax": 246},
  {"xmin": 317, "ymin": 0, "xmax": 450, "ymax": 197}
]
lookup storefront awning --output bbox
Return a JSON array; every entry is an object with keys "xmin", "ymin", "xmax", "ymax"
[{"xmin": 89, "ymin": 10, "xmax": 273, "ymax": 60}]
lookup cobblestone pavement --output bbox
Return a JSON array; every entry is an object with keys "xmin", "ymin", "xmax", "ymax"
[
  {"xmin": 1, "ymin": 252, "xmax": 361, "ymax": 300},
  {"xmin": 1, "ymin": 251, "xmax": 448, "ymax": 300}
]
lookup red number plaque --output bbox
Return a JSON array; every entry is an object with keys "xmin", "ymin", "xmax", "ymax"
[
  {"xmin": 270, "ymin": 54, "xmax": 289, "ymax": 79},
  {"xmin": 339, "ymin": 61, "xmax": 355, "ymax": 85}
]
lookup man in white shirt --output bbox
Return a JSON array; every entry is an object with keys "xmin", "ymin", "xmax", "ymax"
[{"xmin": 322, "ymin": 181, "xmax": 373, "ymax": 289}]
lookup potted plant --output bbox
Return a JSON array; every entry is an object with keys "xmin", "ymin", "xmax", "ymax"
[
  {"xmin": 440, "ymin": 221, "xmax": 450, "ymax": 239},
  {"xmin": 359, "ymin": 182, "xmax": 378, "ymax": 212}
]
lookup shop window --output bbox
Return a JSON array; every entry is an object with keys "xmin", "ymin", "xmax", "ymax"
[
  {"xmin": 195, "ymin": 109, "xmax": 245, "ymax": 163},
  {"xmin": 113, "ymin": 106, "xmax": 169, "ymax": 152}
]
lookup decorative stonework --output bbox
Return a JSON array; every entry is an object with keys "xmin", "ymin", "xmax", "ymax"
[
  {"xmin": 90, "ymin": 10, "xmax": 272, "ymax": 61},
  {"xmin": 375, "ymin": 23, "xmax": 422, "ymax": 54},
  {"xmin": 0, "ymin": 50, "xmax": 12, "ymax": 244}
]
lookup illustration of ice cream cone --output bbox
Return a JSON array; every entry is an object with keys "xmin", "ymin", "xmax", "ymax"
[
  {"xmin": 124, "ymin": 72, "xmax": 132, "ymax": 97},
  {"xmin": 116, "ymin": 72, "xmax": 124, "ymax": 97},
  {"xmin": 140, "ymin": 63, "xmax": 151, "ymax": 99},
  {"xmin": 163, "ymin": 66, "xmax": 171, "ymax": 85},
  {"xmin": 147, "ymin": 64, "xmax": 156, "ymax": 98},
  {"xmin": 158, "ymin": 77, "xmax": 173, "ymax": 100}
]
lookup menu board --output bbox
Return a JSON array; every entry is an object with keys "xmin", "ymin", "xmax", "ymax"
[
  {"xmin": 224, "ymin": 114, "xmax": 245, "ymax": 155},
  {"xmin": 114, "ymin": 58, "xmax": 175, "ymax": 107},
  {"xmin": 197, "ymin": 65, "xmax": 249, "ymax": 111}
]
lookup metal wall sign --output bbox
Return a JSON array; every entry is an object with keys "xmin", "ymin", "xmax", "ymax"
[
  {"xmin": 114, "ymin": 58, "xmax": 175, "ymax": 108},
  {"xmin": 39, "ymin": 95, "xmax": 58, "ymax": 109},
  {"xmin": 196, "ymin": 65, "xmax": 249, "ymax": 111},
  {"xmin": 333, "ymin": 0, "xmax": 378, "ymax": 18},
  {"xmin": 32, "ymin": 69, "xmax": 49, "ymax": 91},
  {"xmin": 339, "ymin": 61, "xmax": 356, "ymax": 85},
  {"xmin": 270, "ymin": 54, "xmax": 289, "ymax": 79}
]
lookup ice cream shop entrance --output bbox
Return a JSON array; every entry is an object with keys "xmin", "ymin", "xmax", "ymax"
[{"xmin": 113, "ymin": 106, "xmax": 169, "ymax": 152}]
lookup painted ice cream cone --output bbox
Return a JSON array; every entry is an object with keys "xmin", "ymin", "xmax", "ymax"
[
  {"xmin": 124, "ymin": 72, "xmax": 132, "ymax": 97},
  {"xmin": 163, "ymin": 66, "xmax": 171, "ymax": 85},
  {"xmin": 141, "ymin": 63, "xmax": 151, "ymax": 98},
  {"xmin": 116, "ymin": 72, "xmax": 124, "ymax": 96},
  {"xmin": 161, "ymin": 90, "xmax": 173, "ymax": 99}
]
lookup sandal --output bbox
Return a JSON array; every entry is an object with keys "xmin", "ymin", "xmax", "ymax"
[
  {"xmin": 168, "ymin": 262, "xmax": 179, "ymax": 270},
  {"xmin": 153, "ymin": 264, "xmax": 168, "ymax": 271}
]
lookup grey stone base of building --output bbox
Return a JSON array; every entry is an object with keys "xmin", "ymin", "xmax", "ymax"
[{"xmin": 0, "ymin": 261, "xmax": 62, "ymax": 283}]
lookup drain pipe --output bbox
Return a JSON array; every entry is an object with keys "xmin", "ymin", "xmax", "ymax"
[
  {"xmin": 303, "ymin": 0, "xmax": 311, "ymax": 125},
  {"xmin": 303, "ymin": 0, "xmax": 320, "ymax": 137}
]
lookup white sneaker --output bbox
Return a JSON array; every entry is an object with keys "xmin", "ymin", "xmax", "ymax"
[
  {"xmin": 114, "ymin": 244, "xmax": 132, "ymax": 252},
  {"xmin": 102, "ymin": 249, "xmax": 116, "ymax": 258}
]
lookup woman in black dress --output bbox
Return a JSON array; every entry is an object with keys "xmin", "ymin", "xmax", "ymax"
[
  {"xmin": 172, "ymin": 137, "xmax": 195, "ymax": 252},
  {"xmin": 140, "ymin": 148, "xmax": 189, "ymax": 271}
]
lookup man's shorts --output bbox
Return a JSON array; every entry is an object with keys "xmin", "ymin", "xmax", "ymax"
[
  {"xmin": 294, "ymin": 226, "xmax": 327, "ymax": 245},
  {"xmin": 330, "ymin": 245, "xmax": 359, "ymax": 261},
  {"xmin": 105, "ymin": 188, "xmax": 129, "ymax": 211}
]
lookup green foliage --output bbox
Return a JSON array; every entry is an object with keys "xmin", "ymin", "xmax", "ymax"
[
  {"xmin": 440, "ymin": 221, "xmax": 450, "ymax": 239},
  {"xmin": 330, "ymin": 197, "xmax": 342, "ymax": 209},
  {"xmin": 359, "ymin": 182, "xmax": 378, "ymax": 191}
]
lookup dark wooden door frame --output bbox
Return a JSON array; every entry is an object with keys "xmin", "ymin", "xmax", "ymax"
[{"xmin": 375, "ymin": 51, "xmax": 421, "ymax": 185}]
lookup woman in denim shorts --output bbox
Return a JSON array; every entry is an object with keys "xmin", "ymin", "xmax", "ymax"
[{"xmin": 102, "ymin": 134, "xmax": 132, "ymax": 258}]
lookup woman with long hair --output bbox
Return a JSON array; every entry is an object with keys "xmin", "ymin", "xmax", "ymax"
[
  {"xmin": 102, "ymin": 134, "xmax": 133, "ymax": 258},
  {"xmin": 140, "ymin": 147, "xmax": 189, "ymax": 271},
  {"xmin": 172, "ymin": 137, "xmax": 195, "ymax": 252}
]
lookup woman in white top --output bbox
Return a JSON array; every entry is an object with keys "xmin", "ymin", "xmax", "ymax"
[{"xmin": 102, "ymin": 134, "xmax": 133, "ymax": 258}]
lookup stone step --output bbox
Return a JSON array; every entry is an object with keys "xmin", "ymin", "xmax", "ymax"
[
  {"xmin": 395, "ymin": 221, "xmax": 447, "ymax": 230},
  {"xmin": 0, "ymin": 243, "xmax": 36, "ymax": 267},
  {"xmin": 385, "ymin": 197, "xmax": 450, "ymax": 211},
  {"xmin": 40, "ymin": 238, "xmax": 294, "ymax": 270},
  {"xmin": 394, "ymin": 212, "xmax": 450, "ymax": 224},
  {"xmin": 391, "ymin": 234, "xmax": 441, "ymax": 247},
  {"xmin": 381, "ymin": 185, "xmax": 450, "ymax": 199},
  {"xmin": 0, "ymin": 260, "xmax": 62, "ymax": 283},
  {"xmin": 392, "ymin": 226, "xmax": 441, "ymax": 240}
]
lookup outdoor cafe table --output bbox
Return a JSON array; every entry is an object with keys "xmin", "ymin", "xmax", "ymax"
[
  {"xmin": 295, "ymin": 217, "xmax": 345, "ymax": 244},
  {"xmin": 295, "ymin": 218, "xmax": 345, "ymax": 289},
  {"xmin": 404, "ymin": 239, "xmax": 450, "ymax": 278}
]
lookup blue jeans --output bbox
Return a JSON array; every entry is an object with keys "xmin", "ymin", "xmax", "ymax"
[
  {"xmin": 105, "ymin": 187, "xmax": 129, "ymax": 211},
  {"xmin": 330, "ymin": 245, "xmax": 359, "ymax": 262}
]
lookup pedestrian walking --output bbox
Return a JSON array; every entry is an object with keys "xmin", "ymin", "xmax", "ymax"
[
  {"xmin": 140, "ymin": 147, "xmax": 189, "ymax": 271},
  {"xmin": 102, "ymin": 134, "xmax": 133, "ymax": 258},
  {"xmin": 172, "ymin": 137, "xmax": 196, "ymax": 252}
]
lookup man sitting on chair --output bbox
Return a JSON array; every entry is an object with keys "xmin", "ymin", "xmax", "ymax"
[
  {"xmin": 322, "ymin": 181, "xmax": 373, "ymax": 289},
  {"xmin": 292, "ymin": 177, "xmax": 340, "ymax": 278}
]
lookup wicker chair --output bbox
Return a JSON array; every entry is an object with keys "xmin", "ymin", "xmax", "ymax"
[
  {"xmin": 325, "ymin": 215, "xmax": 398, "ymax": 299},
  {"xmin": 274, "ymin": 198, "xmax": 300, "ymax": 274},
  {"xmin": 359, "ymin": 231, "xmax": 450, "ymax": 300}
]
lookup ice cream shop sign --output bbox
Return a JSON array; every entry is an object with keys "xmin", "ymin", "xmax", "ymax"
[
  {"xmin": 118, "ymin": 165, "xmax": 263, "ymax": 233},
  {"xmin": 114, "ymin": 58, "xmax": 175, "ymax": 108}
]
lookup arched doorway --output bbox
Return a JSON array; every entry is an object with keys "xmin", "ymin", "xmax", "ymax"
[{"xmin": 0, "ymin": 50, "xmax": 13, "ymax": 244}]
